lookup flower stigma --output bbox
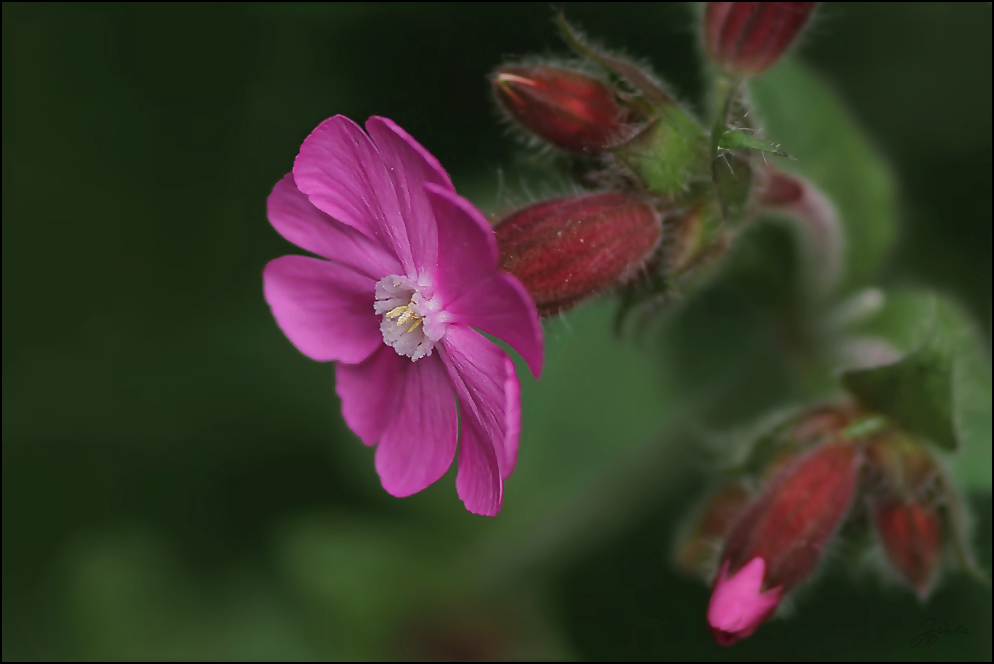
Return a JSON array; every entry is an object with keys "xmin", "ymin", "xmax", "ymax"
[{"xmin": 374, "ymin": 275, "xmax": 447, "ymax": 361}]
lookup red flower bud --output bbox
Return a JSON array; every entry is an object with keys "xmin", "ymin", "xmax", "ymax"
[
  {"xmin": 495, "ymin": 193, "xmax": 662, "ymax": 316},
  {"xmin": 875, "ymin": 501, "xmax": 943, "ymax": 596},
  {"xmin": 492, "ymin": 66, "xmax": 631, "ymax": 154},
  {"xmin": 704, "ymin": 2, "xmax": 818, "ymax": 77},
  {"xmin": 709, "ymin": 440, "xmax": 860, "ymax": 645},
  {"xmin": 865, "ymin": 434, "xmax": 945, "ymax": 595}
]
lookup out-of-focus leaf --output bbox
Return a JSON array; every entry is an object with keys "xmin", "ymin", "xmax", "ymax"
[
  {"xmin": 940, "ymin": 300, "xmax": 993, "ymax": 492},
  {"xmin": 841, "ymin": 325, "xmax": 957, "ymax": 450},
  {"xmin": 60, "ymin": 528, "xmax": 320, "ymax": 661},
  {"xmin": 840, "ymin": 291, "xmax": 992, "ymax": 488},
  {"xmin": 749, "ymin": 61, "xmax": 898, "ymax": 295}
]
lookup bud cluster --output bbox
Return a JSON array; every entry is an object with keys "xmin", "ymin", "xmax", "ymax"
[
  {"xmin": 478, "ymin": 2, "xmax": 979, "ymax": 653},
  {"xmin": 489, "ymin": 6, "xmax": 823, "ymax": 322},
  {"xmin": 676, "ymin": 405, "xmax": 963, "ymax": 646}
]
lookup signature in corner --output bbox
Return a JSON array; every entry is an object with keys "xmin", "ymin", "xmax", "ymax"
[{"xmin": 910, "ymin": 617, "xmax": 972, "ymax": 647}]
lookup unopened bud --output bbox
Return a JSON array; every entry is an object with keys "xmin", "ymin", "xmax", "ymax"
[
  {"xmin": 709, "ymin": 440, "xmax": 860, "ymax": 645},
  {"xmin": 677, "ymin": 482, "xmax": 751, "ymax": 576},
  {"xmin": 866, "ymin": 434, "xmax": 945, "ymax": 595},
  {"xmin": 495, "ymin": 193, "xmax": 662, "ymax": 316},
  {"xmin": 493, "ymin": 65, "xmax": 632, "ymax": 154},
  {"xmin": 704, "ymin": 2, "xmax": 818, "ymax": 77},
  {"xmin": 664, "ymin": 204, "xmax": 708, "ymax": 276},
  {"xmin": 875, "ymin": 500, "xmax": 943, "ymax": 596}
]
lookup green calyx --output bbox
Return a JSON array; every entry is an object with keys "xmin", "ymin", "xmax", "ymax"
[{"xmin": 617, "ymin": 109, "xmax": 710, "ymax": 200}]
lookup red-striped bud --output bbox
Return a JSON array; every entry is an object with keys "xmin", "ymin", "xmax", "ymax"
[
  {"xmin": 492, "ymin": 66, "xmax": 632, "ymax": 154},
  {"xmin": 709, "ymin": 440, "xmax": 860, "ymax": 645},
  {"xmin": 704, "ymin": 2, "xmax": 818, "ymax": 77},
  {"xmin": 495, "ymin": 193, "xmax": 662, "ymax": 316}
]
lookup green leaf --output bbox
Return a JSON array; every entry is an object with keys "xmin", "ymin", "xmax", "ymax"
[
  {"xmin": 717, "ymin": 128, "xmax": 789, "ymax": 157},
  {"xmin": 939, "ymin": 299, "xmax": 993, "ymax": 491},
  {"xmin": 749, "ymin": 61, "xmax": 898, "ymax": 294},
  {"xmin": 841, "ymin": 320, "xmax": 957, "ymax": 450},
  {"xmin": 840, "ymin": 290, "xmax": 992, "ymax": 489}
]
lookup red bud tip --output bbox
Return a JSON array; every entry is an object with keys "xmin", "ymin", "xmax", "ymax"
[
  {"xmin": 493, "ymin": 66, "xmax": 631, "ymax": 154},
  {"xmin": 495, "ymin": 193, "xmax": 662, "ymax": 316},
  {"xmin": 704, "ymin": 2, "xmax": 818, "ymax": 77}
]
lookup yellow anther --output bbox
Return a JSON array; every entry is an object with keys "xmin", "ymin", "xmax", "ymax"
[
  {"xmin": 386, "ymin": 305, "xmax": 408, "ymax": 319},
  {"xmin": 406, "ymin": 318, "xmax": 423, "ymax": 333}
]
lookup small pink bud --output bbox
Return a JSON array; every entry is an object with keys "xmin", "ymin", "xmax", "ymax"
[
  {"xmin": 704, "ymin": 2, "xmax": 818, "ymax": 77},
  {"xmin": 875, "ymin": 501, "xmax": 944, "ymax": 596},
  {"xmin": 709, "ymin": 441, "xmax": 860, "ymax": 645},
  {"xmin": 495, "ymin": 193, "xmax": 662, "ymax": 316},
  {"xmin": 492, "ymin": 66, "xmax": 632, "ymax": 154},
  {"xmin": 708, "ymin": 557, "xmax": 783, "ymax": 646}
]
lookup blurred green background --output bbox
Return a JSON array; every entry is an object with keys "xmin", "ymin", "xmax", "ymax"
[{"xmin": 2, "ymin": 2, "xmax": 990, "ymax": 660}]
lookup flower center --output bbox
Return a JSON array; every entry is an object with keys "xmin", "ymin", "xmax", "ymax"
[{"xmin": 374, "ymin": 275, "xmax": 446, "ymax": 361}]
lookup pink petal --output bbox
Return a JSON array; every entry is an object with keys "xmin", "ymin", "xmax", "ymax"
[
  {"xmin": 502, "ymin": 355, "xmax": 522, "ymax": 477},
  {"xmin": 454, "ymin": 412, "xmax": 504, "ymax": 517},
  {"xmin": 335, "ymin": 344, "xmax": 405, "ymax": 446},
  {"xmin": 293, "ymin": 115, "xmax": 415, "ymax": 274},
  {"xmin": 375, "ymin": 353, "xmax": 458, "ymax": 497},
  {"xmin": 440, "ymin": 325, "xmax": 522, "ymax": 515},
  {"xmin": 424, "ymin": 184, "xmax": 500, "ymax": 304},
  {"xmin": 263, "ymin": 255, "xmax": 380, "ymax": 364},
  {"xmin": 366, "ymin": 117, "xmax": 456, "ymax": 280},
  {"xmin": 267, "ymin": 173, "xmax": 402, "ymax": 280},
  {"xmin": 446, "ymin": 271, "xmax": 544, "ymax": 379}
]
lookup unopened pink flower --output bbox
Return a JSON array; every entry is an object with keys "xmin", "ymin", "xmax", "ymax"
[
  {"xmin": 707, "ymin": 557, "xmax": 782, "ymax": 646},
  {"xmin": 707, "ymin": 440, "xmax": 860, "ymax": 645},
  {"xmin": 263, "ymin": 115, "xmax": 544, "ymax": 516}
]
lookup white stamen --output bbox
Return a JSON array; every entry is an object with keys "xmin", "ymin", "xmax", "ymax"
[{"xmin": 374, "ymin": 275, "xmax": 446, "ymax": 361}]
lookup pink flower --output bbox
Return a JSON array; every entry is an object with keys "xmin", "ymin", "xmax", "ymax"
[{"xmin": 263, "ymin": 116, "xmax": 544, "ymax": 516}]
